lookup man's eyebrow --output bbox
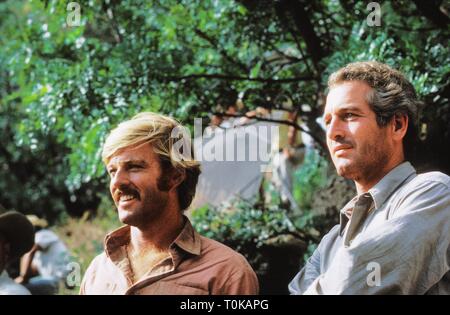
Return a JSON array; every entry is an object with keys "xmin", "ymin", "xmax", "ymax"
[
  {"xmin": 322, "ymin": 105, "xmax": 365, "ymax": 120},
  {"xmin": 335, "ymin": 106, "xmax": 365, "ymax": 114},
  {"xmin": 107, "ymin": 159, "xmax": 148, "ymax": 168},
  {"xmin": 125, "ymin": 160, "xmax": 147, "ymax": 165}
]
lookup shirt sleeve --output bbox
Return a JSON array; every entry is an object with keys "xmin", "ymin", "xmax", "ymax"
[
  {"xmin": 289, "ymin": 245, "xmax": 321, "ymax": 294},
  {"xmin": 215, "ymin": 254, "xmax": 259, "ymax": 295},
  {"xmin": 219, "ymin": 266, "xmax": 259, "ymax": 295},
  {"xmin": 289, "ymin": 225, "xmax": 340, "ymax": 294},
  {"xmin": 304, "ymin": 179, "xmax": 450, "ymax": 295}
]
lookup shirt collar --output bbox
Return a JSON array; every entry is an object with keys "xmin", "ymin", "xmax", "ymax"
[
  {"xmin": 170, "ymin": 217, "xmax": 201, "ymax": 256},
  {"xmin": 338, "ymin": 161, "xmax": 416, "ymax": 235},
  {"xmin": 339, "ymin": 196, "xmax": 359, "ymax": 235},
  {"xmin": 368, "ymin": 161, "xmax": 416, "ymax": 209},
  {"xmin": 104, "ymin": 215, "xmax": 201, "ymax": 259}
]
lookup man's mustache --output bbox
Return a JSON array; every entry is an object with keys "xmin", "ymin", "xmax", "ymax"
[
  {"xmin": 329, "ymin": 138, "xmax": 354, "ymax": 154},
  {"xmin": 114, "ymin": 185, "xmax": 140, "ymax": 200},
  {"xmin": 332, "ymin": 138, "xmax": 353, "ymax": 146}
]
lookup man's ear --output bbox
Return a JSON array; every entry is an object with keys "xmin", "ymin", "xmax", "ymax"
[
  {"xmin": 391, "ymin": 113, "xmax": 408, "ymax": 141},
  {"xmin": 169, "ymin": 168, "xmax": 186, "ymax": 191}
]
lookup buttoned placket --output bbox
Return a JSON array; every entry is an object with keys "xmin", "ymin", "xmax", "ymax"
[
  {"xmin": 103, "ymin": 217, "xmax": 201, "ymax": 295},
  {"xmin": 124, "ymin": 245, "xmax": 185, "ymax": 295}
]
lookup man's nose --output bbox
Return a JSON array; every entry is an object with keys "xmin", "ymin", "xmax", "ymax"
[
  {"xmin": 326, "ymin": 117, "xmax": 345, "ymax": 141},
  {"xmin": 110, "ymin": 169, "xmax": 130, "ymax": 191}
]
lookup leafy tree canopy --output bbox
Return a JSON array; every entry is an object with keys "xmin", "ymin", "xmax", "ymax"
[{"xmin": 0, "ymin": 0, "xmax": 448, "ymax": 218}]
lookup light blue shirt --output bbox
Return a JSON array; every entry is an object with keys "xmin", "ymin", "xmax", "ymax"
[
  {"xmin": 289, "ymin": 162, "xmax": 450, "ymax": 294},
  {"xmin": 0, "ymin": 271, "xmax": 30, "ymax": 295}
]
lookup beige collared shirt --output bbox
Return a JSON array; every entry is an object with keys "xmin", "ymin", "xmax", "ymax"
[
  {"xmin": 289, "ymin": 162, "xmax": 450, "ymax": 294},
  {"xmin": 80, "ymin": 218, "xmax": 258, "ymax": 295}
]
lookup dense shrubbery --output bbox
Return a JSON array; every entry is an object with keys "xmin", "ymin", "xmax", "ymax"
[
  {"xmin": 292, "ymin": 149, "xmax": 328, "ymax": 210},
  {"xmin": 192, "ymin": 198, "xmax": 299, "ymax": 258}
]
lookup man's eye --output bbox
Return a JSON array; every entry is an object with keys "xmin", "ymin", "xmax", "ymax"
[
  {"xmin": 108, "ymin": 170, "xmax": 116, "ymax": 176},
  {"xmin": 344, "ymin": 113, "xmax": 356, "ymax": 120}
]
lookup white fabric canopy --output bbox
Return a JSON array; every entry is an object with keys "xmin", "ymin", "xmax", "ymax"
[{"xmin": 190, "ymin": 119, "xmax": 279, "ymax": 209}]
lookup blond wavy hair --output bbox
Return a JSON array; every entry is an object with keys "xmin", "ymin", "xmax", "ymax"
[{"xmin": 102, "ymin": 112, "xmax": 201, "ymax": 211}]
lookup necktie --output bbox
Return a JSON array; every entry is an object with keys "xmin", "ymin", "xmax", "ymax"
[{"xmin": 344, "ymin": 193, "xmax": 373, "ymax": 246}]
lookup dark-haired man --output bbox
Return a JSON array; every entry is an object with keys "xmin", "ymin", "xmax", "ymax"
[{"xmin": 289, "ymin": 61, "xmax": 450, "ymax": 294}]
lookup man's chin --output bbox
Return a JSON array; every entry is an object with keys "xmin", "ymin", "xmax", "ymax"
[
  {"xmin": 334, "ymin": 161, "xmax": 356, "ymax": 179},
  {"xmin": 117, "ymin": 208, "xmax": 138, "ymax": 225}
]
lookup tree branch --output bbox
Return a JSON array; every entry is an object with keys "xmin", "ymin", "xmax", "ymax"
[
  {"xmin": 165, "ymin": 73, "xmax": 314, "ymax": 83},
  {"xmin": 280, "ymin": 0, "xmax": 326, "ymax": 68},
  {"xmin": 275, "ymin": 7, "xmax": 303, "ymax": 54},
  {"xmin": 104, "ymin": 3, "xmax": 122, "ymax": 44},
  {"xmin": 274, "ymin": 0, "xmax": 314, "ymax": 74},
  {"xmin": 214, "ymin": 112, "xmax": 327, "ymax": 149},
  {"xmin": 194, "ymin": 29, "xmax": 248, "ymax": 73},
  {"xmin": 412, "ymin": 0, "xmax": 449, "ymax": 29},
  {"xmin": 270, "ymin": 59, "xmax": 305, "ymax": 77}
]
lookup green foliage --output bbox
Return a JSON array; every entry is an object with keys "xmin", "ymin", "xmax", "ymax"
[
  {"xmin": 289, "ymin": 150, "xmax": 329, "ymax": 259},
  {"xmin": 1, "ymin": 0, "xmax": 448, "ymax": 218},
  {"xmin": 191, "ymin": 197, "xmax": 302, "ymax": 278},
  {"xmin": 192, "ymin": 198, "xmax": 297, "ymax": 251},
  {"xmin": 54, "ymin": 195, "xmax": 120, "ymax": 294},
  {"xmin": 0, "ymin": 0, "xmax": 447, "ymax": 295},
  {"xmin": 292, "ymin": 149, "xmax": 328, "ymax": 211}
]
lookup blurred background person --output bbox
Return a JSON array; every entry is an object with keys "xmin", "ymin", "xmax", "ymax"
[
  {"xmin": 0, "ymin": 207, "xmax": 35, "ymax": 295},
  {"xmin": 271, "ymin": 110, "xmax": 306, "ymax": 209},
  {"xmin": 15, "ymin": 215, "xmax": 71, "ymax": 295}
]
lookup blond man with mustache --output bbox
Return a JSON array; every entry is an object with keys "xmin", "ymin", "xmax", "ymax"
[{"xmin": 80, "ymin": 113, "xmax": 258, "ymax": 295}]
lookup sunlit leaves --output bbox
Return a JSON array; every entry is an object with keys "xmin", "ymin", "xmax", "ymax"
[{"xmin": 0, "ymin": 0, "xmax": 448, "ymax": 217}]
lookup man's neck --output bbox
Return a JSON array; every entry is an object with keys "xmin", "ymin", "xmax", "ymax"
[
  {"xmin": 129, "ymin": 211, "xmax": 184, "ymax": 254},
  {"xmin": 126, "ymin": 210, "xmax": 184, "ymax": 283},
  {"xmin": 354, "ymin": 159, "xmax": 405, "ymax": 195}
]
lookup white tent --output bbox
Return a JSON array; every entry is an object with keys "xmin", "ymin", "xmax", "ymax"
[{"xmin": 190, "ymin": 119, "xmax": 279, "ymax": 210}]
